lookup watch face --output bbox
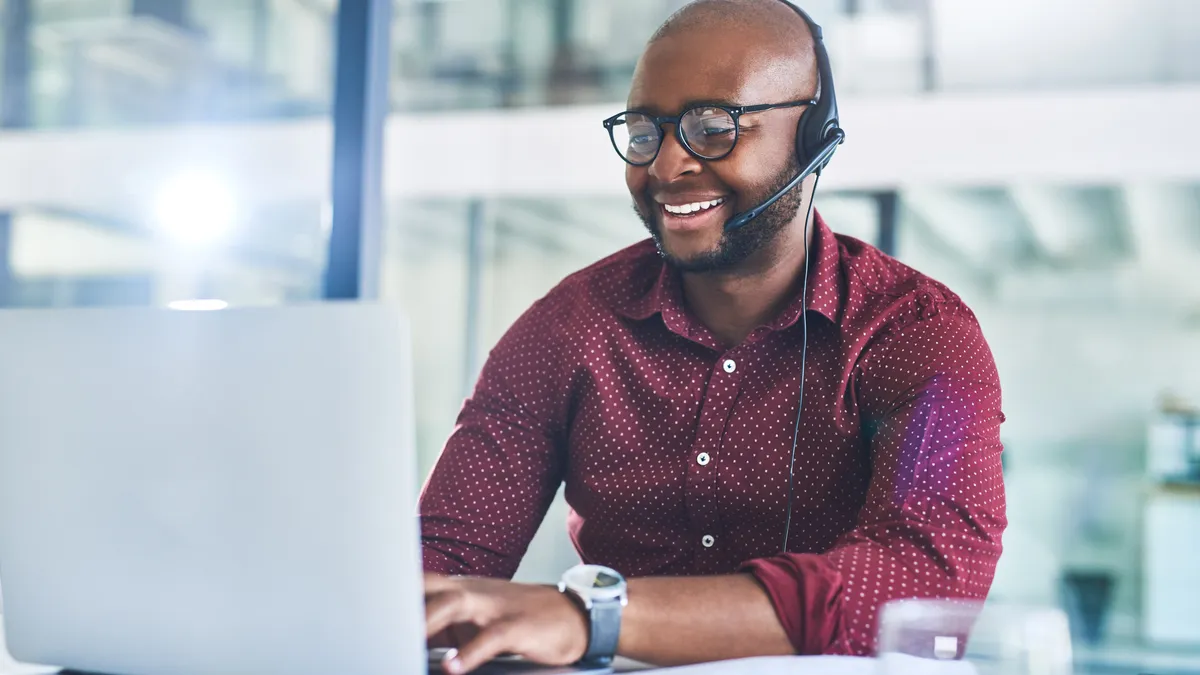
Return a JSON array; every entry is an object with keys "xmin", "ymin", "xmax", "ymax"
[
  {"xmin": 564, "ymin": 565, "xmax": 627, "ymax": 602},
  {"xmin": 592, "ymin": 570, "xmax": 622, "ymax": 588}
]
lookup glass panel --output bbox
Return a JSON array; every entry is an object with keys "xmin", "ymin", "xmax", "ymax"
[
  {"xmin": 388, "ymin": 0, "xmax": 1200, "ymax": 112},
  {"xmin": 381, "ymin": 198, "xmax": 471, "ymax": 483},
  {"xmin": 0, "ymin": 0, "xmax": 336, "ymax": 309},
  {"xmin": 27, "ymin": 0, "xmax": 333, "ymax": 128}
]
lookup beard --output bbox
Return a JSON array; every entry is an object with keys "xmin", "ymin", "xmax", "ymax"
[{"xmin": 634, "ymin": 159, "xmax": 804, "ymax": 275}]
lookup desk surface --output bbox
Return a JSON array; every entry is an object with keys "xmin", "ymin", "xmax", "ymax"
[
  {"xmin": 2, "ymin": 611, "xmax": 881, "ymax": 675},
  {"xmin": 11, "ymin": 627, "xmax": 1200, "ymax": 675},
  {"xmin": 2, "ymin": 655, "xmax": 878, "ymax": 675}
]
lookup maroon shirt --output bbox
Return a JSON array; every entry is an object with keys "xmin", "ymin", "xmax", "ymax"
[{"xmin": 420, "ymin": 212, "xmax": 1007, "ymax": 655}]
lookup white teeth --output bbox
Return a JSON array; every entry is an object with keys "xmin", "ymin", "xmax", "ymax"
[{"xmin": 663, "ymin": 198, "xmax": 725, "ymax": 215}]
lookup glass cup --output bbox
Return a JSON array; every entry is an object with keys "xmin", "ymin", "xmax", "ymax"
[{"xmin": 877, "ymin": 598, "xmax": 1073, "ymax": 675}]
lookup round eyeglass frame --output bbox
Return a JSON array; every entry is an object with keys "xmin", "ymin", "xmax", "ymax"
[{"xmin": 602, "ymin": 99, "xmax": 817, "ymax": 167}]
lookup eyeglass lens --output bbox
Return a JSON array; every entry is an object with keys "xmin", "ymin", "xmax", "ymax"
[{"xmin": 610, "ymin": 107, "xmax": 738, "ymax": 165}]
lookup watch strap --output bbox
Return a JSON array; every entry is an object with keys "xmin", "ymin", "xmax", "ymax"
[{"xmin": 581, "ymin": 597, "xmax": 622, "ymax": 664}]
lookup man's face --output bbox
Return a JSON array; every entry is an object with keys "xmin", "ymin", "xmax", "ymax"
[{"xmin": 625, "ymin": 23, "xmax": 811, "ymax": 274}]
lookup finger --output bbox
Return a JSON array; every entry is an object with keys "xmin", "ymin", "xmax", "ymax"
[
  {"xmin": 446, "ymin": 620, "xmax": 519, "ymax": 675},
  {"xmin": 425, "ymin": 589, "xmax": 474, "ymax": 639}
]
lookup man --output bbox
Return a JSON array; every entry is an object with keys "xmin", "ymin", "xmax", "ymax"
[{"xmin": 420, "ymin": 0, "xmax": 1006, "ymax": 672}]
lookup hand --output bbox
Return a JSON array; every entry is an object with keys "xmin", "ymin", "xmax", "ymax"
[{"xmin": 424, "ymin": 573, "xmax": 589, "ymax": 674}]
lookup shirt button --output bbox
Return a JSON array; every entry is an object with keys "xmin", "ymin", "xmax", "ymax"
[
  {"xmin": 722, "ymin": 359, "xmax": 736, "ymax": 373},
  {"xmin": 702, "ymin": 534, "xmax": 715, "ymax": 548},
  {"xmin": 697, "ymin": 452, "xmax": 710, "ymax": 466}
]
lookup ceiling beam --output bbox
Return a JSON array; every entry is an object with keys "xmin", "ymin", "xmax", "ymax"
[{"xmin": 3, "ymin": 86, "xmax": 1200, "ymax": 222}]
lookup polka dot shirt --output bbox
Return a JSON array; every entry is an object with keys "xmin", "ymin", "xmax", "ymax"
[{"xmin": 420, "ymin": 211, "xmax": 1007, "ymax": 656}]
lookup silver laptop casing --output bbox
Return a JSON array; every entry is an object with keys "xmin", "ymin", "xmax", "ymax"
[{"xmin": 0, "ymin": 304, "xmax": 425, "ymax": 675}]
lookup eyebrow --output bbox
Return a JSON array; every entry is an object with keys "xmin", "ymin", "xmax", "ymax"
[{"xmin": 625, "ymin": 98, "xmax": 742, "ymax": 116}]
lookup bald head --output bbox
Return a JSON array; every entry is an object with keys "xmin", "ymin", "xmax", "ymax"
[
  {"xmin": 631, "ymin": 0, "xmax": 819, "ymax": 110},
  {"xmin": 652, "ymin": 0, "xmax": 815, "ymax": 48}
]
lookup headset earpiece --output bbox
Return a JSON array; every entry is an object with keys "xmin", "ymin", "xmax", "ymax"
[
  {"xmin": 777, "ymin": 0, "xmax": 843, "ymax": 174},
  {"xmin": 723, "ymin": 1, "xmax": 846, "ymax": 232},
  {"xmin": 795, "ymin": 100, "xmax": 823, "ymax": 165}
]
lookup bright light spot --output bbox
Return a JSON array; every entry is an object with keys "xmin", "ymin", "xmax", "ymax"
[
  {"xmin": 167, "ymin": 299, "xmax": 229, "ymax": 311},
  {"xmin": 153, "ymin": 171, "xmax": 237, "ymax": 244}
]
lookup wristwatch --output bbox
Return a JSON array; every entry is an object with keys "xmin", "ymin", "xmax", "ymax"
[{"xmin": 558, "ymin": 564, "xmax": 627, "ymax": 665}]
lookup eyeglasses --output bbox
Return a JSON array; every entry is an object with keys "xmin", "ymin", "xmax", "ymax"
[{"xmin": 602, "ymin": 99, "xmax": 817, "ymax": 166}]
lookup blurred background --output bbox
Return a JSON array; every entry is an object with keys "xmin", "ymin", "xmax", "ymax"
[{"xmin": 1, "ymin": 0, "xmax": 1199, "ymax": 672}]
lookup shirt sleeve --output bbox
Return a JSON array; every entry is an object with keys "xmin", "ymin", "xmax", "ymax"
[
  {"xmin": 419, "ymin": 295, "xmax": 572, "ymax": 579},
  {"xmin": 740, "ymin": 302, "xmax": 1007, "ymax": 655}
]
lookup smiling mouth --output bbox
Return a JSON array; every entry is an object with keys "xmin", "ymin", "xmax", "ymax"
[
  {"xmin": 657, "ymin": 197, "xmax": 730, "ymax": 232},
  {"xmin": 661, "ymin": 197, "xmax": 726, "ymax": 216}
]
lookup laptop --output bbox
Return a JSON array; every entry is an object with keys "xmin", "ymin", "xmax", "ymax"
[{"xmin": 0, "ymin": 303, "xmax": 426, "ymax": 675}]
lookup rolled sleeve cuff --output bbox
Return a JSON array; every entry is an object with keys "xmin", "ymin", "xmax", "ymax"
[{"xmin": 739, "ymin": 553, "xmax": 849, "ymax": 655}]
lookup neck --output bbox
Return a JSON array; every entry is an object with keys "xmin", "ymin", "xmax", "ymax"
[{"xmin": 681, "ymin": 208, "xmax": 817, "ymax": 349}]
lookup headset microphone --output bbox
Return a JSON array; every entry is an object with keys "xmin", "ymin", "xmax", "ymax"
[{"xmin": 722, "ymin": 128, "xmax": 844, "ymax": 231}]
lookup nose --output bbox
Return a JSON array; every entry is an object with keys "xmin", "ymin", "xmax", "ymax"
[{"xmin": 648, "ymin": 125, "xmax": 702, "ymax": 183}]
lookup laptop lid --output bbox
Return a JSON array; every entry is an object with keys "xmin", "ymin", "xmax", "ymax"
[{"xmin": 0, "ymin": 303, "xmax": 425, "ymax": 675}]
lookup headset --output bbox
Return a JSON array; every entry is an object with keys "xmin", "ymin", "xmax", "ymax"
[
  {"xmin": 722, "ymin": 0, "xmax": 845, "ymax": 231},
  {"xmin": 720, "ymin": 1, "xmax": 845, "ymax": 554}
]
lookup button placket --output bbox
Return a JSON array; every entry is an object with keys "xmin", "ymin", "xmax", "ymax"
[{"xmin": 684, "ymin": 353, "xmax": 746, "ymax": 570}]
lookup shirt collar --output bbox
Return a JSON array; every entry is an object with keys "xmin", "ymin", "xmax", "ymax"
[{"xmin": 615, "ymin": 210, "xmax": 843, "ymax": 330}]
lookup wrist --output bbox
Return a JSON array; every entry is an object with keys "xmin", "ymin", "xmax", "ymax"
[
  {"xmin": 616, "ymin": 577, "xmax": 642, "ymax": 657},
  {"xmin": 558, "ymin": 565, "xmax": 627, "ymax": 664},
  {"xmin": 553, "ymin": 585, "xmax": 590, "ymax": 659}
]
